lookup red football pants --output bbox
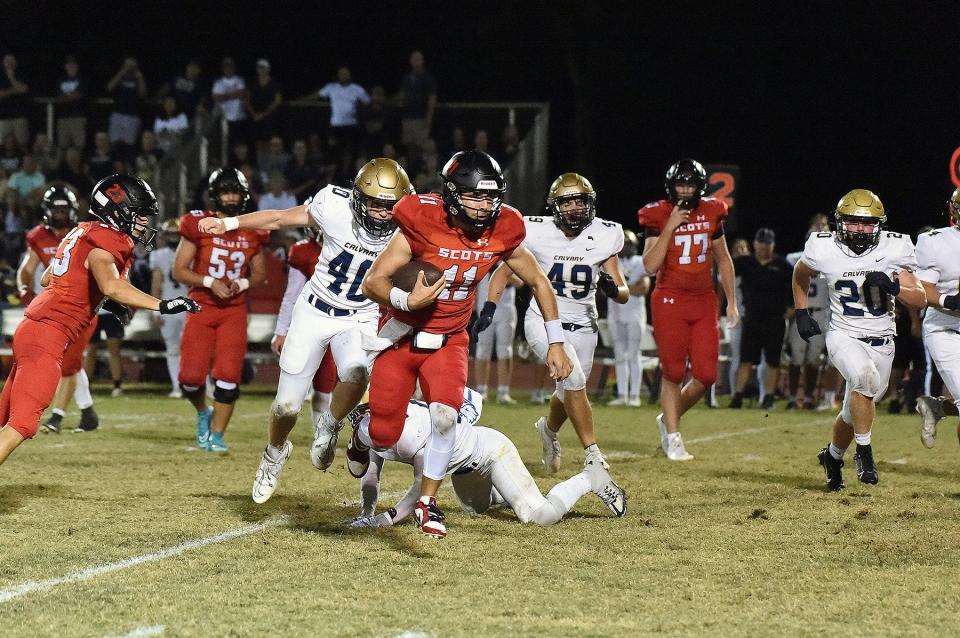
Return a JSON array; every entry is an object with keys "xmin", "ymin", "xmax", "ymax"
[
  {"xmin": 61, "ymin": 319, "xmax": 97, "ymax": 376},
  {"xmin": 368, "ymin": 330, "xmax": 469, "ymax": 449},
  {"xmin": 178, "ymin": 304, "xmax": 248, "ymax": 387},
  {"xmin": 651, "ymin": 288, "xmax": 719, "ymax": 386},
  {"xmin": 0, "ymin": 319, "xmax": 69, "ymax": 438},
  {"xmin": 312, "ymin": 350, "xmax": 338, "ymax": 393}
]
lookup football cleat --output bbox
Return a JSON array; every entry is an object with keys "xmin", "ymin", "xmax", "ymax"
[
  {"xmin": 728, "ymin": 394, "xmax": 744, "ymax": 409},
  {"xmin": 42, "ymin": 413, "xmax": 63, "ymax": 434},
  {"xmin": 77, "ymin": 406, "xmax": 99, "ymax": 432},
  {"xmin": 111, "ymin": 387, "xmax": 123, "ymax": 398},
  {"xmin": 760, "ymin": 395, "xmax": 776, "ymax": 410},
  {"xmin": 346, "ymin": 426, "xmax": 371, "ymax": 478},
  {"xmin": 251, "ymin": 441, "xmax": 292, "ymax": 503},
  {"xmin": 627, "ymin": 398, "xmax": 642, "ymax": 408},
  {"xmin": 665, "ymin": 433, "xmax": 694, "ymax": 461},
  {"xmin": 585, "ymin": 459, "xmax": 627, "ymax": 517},
  {"xmin": 655, "ymin": 413, "xmax": 668, "ymax": 454},
  {"xmin": 168, "ymin": 389, "xmax": 183, "ymax": 399},
  {"xmin": 853, "ymin": 444, "xmax": 878, "ymax": 485},
  {"xmin": 607, "ymin": 397, "xmax": 629, "ymax": 407},
  {"xmin": 310, "ymin": 411, "xmax": 343, "ymax": 470},
  {"xmin": 196, "ymin": 406, "xmax": 213, "ymax": 448},
  {"xmin": 207, "ymin": 432, "xmax": 229, "ymax": 454},
  {"xmin": 496, "ymin": 393, "xmax": 516, "ymax": 405},
  {"xmin": 535, "ymin": 417, "xmax": 561, "ymax": 474},
  {"xmin": 916, "ymin": 396, "xmax": 945, "ymax": 449},
  {"xmin": 817, "ymin": 446, "xmax": 845, "ymax": 491},
  {"xmin": 414, "ymin": 497, "xmax": 446, "ymax": 539}
]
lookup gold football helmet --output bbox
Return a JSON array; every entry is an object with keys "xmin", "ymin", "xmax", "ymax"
[
  {"xmin": 835, "ymin": 188, "xmax": 885, "ymax": 254},
  {"xmin": 948, "ymin": 187, "xmax": 960, "ymax": 226},
  {"xmin": 621, "ymin": 228, "xmax": 639, "ymax": 257},
  {"xmin": 547, "ymin": 172, "xmax": 596, "ymax": 234},
  {"xmin": 352, "ymin": 158, "xmax": 414, "ymax": 237}
]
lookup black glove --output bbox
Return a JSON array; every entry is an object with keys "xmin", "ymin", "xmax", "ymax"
[
  {"xmin": 471, "ymin": 301, "xmax": 496, "ymax": 338},
  {"xmin": 795, "ymin": 308, "xmax": 822, "ymax": 342},
  {"xmin": 864, "ymin": 271, "xmax": 900, "ymax": 296},
  {"xmin": 101, "ymin": 299, "xmax": 133, "ymax": 326},
  {"xmin": 159, "ymin": 297, "xmax": 202, "ymax": 315},
  {"xmin": 598, "ymin": 272, "xmax": 620, "ymax": 298},
  {"xmin": 943, "ymin": 294, "xmax": 960, "ymax": 311}
]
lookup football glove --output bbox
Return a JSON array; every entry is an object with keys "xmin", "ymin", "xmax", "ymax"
[
  {"xmin": 471, "ymin": 301, "xmax": 497, "ymax": 337},
  {"xmin": 864, "ymin": 271, "xmax": 900, "ymax": 296},
  {"xmin": 598, "ymin": 272, "xmax": 620, "ymax": 298},
  {"xmin": 943, "ymin": 294, "xmax": 960, "ymax": 311},
  {"xmin": 795, "ymin": 308, "xmax": 822, "ymax": 342},
  {"xmin": 101, "ymin": 298, "xmax": 133, "ymax": 326},
  {"xmin": 159, "ymin": 297, "xmax": 202, "ymax": 315}
]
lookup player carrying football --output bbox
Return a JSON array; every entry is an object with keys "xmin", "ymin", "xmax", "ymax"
[
  {"xmin": 484, "ymin": 173, "xmax": 630, "ymax": 477},
  {"xmin": 639, "ymin": 159, "xmax": 738, "ymax": 461},
  {"xmin": 0, "ymin": 175, "xmax": 199, "ymax": 465},
  {"xmin": 359, "ymin": 150, "xmax": 583, "ymax": 539},
  {"xmin": 793, "ymin": 189, "xmax": 925, "ymax": 490},
  {"xmin": 174, "ymin": 168, "xmax": 269, "ymax": 453}
]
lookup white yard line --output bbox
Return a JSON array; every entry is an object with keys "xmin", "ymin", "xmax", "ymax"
[
  {"xmin": 106, "ymin": 625, "xmax": 165, "ymax": 638},
  {"xmin": 685, "ymin": 425, "xmax": 781, "ymax": 444},
  {"xmin": 0, "ymin": 517, "xmax": 289, "ymax": 604}
]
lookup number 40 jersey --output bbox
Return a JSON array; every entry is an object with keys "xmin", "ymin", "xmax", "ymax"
[
  {"xmin": 524, "ymin": 215, "xmax": 624, "ymax": 325},
  {"xmin": 305, "ymin": 184, "xmax": 395, "ymax": 319},
  {"xmin": 799, "ymin": 231, "xmax": 916, "ymax": 337}
]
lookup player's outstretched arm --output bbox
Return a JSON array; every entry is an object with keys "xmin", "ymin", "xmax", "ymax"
[
  {"xmin": 361, "ymin": 232, "xmax": 444, "ymax": 311},
  {"xmin": 197, "ymin": 204, "xmax": 312, "ymax": 235},
  {"xmin": 505, "ymin": 245, "xmax": 573, "ymax": 381},
  {"xmin": 88, "ymin": 248, "xmax": 200, "ymax": 314},
  {"xmin": 599, "ymin": 254, "xmax": 630, "ymax": 304},
  {"xmin": 713, "ymin": 235, "xmax": 739, "ymax": 328}
]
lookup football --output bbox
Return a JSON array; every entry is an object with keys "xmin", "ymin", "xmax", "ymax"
[{"xmin": 391, "ymin": 260, "xmax": 444, "ymax": 292}]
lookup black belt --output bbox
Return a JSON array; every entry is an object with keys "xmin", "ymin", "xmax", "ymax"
[
  {"xmin": 307, "ymin": 293, "xmax": 355, "ymax": 317},
  {"xmin": 562, "ymin": 322, "xmax": 595, "ymax": 333},
  {"xmin": 857, "ymin": 336, "xmax": 892, "ymax": 346}
]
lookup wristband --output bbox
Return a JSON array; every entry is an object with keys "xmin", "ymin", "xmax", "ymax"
[
  {"xmin": 389, "ymin": 286, "xmax": 411, "ymax": 312},
  {"xmin": 940, "ymin": 294, "xmax": 950, "ymax": 308},
  {"xmin": 544, "ymin": 319, "xmax": 565, "ymax": 344},
  {"xmin": 222, "ymin": 216, "xmax": 240, "ymax": 231},
  {"xmin": 202, "ymin": 275, "xmax": 215, "ymax": 288},
  {"xmin": 235, "ymin": 278, "xmax": 250, "ymax": 292}
]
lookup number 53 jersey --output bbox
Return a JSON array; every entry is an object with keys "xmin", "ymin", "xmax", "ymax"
[
  {"xmin": 523, "ymin": 216, "xmax": 624, "ymax": 325},
  {"xmin": 179, "ymin": 210, "xmax": 270, "ymax": 307},
  {"xmin": 799, "ymin": 231, "xmax": 917, "ymax": 337}
]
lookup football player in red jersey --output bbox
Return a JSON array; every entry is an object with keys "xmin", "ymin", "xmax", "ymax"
[
  {"xmin": 174, "ymin": 168, "xmax": 269, "ymax": 453},
  {"xmin": 639, "ymin": 159, "xmax": 738, "ymax": 461},
  {"xmin": 272, "ymin": 225, "xmax": 338, "ymax": 422},
  {"xmin": 0, "ymin": 175, "xmax": 200, "ymax": 465},
  {"xmin": 16, "ymin": 186, "xmax": 101, "ymax": 434},
  {"xmin": 360, "ymin": 150, "xmax": 574, "ymax": 538}
]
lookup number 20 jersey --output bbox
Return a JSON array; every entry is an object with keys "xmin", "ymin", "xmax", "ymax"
[
  {"xmin": 799, "ymin": 231, "xmax": 916, "ymax": 337},
  {"xmin": 523, "ymin": 216, "xmax": 624, "ymax": 325},
  {"xmin": 304, "ymin": 184, "xmax": 395, "ymax": 320},
  {"xmin": 638, "ymin": 197, "xmax": 728, "ymax": 294},
  {"xmin": 179, "ymin": 210, "xmax": 269, "ymax": 308}
]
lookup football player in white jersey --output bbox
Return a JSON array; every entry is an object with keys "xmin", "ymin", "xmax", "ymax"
[
  {"xmin": 471, "ymin": 267, "xmax": 521, "ymax": 403},
  {"xmin": 150, "ymin": 219, "xmax": 190, "ymax": 398},
  {"xmin": 485, "ymin": 173, "xmax": 630, "ymax": 474},
  {"xmin": 785, "ymin": 214, "xmax": 831, "ymax": 410},
  {"xmin": 198, "ymin": 158, "xmax": 414, "ymax": 502},
  {"xmin": 793, "ymin": 189, "xmax": 925, "ymax": 490},
  {"xmin": 607, "ymin": 229, "xmax": 649, "ymax": 406},
  {"xmin": 343, "ymin": 387, "xmax": 625, "ymax": 527},
  {"xmin": 914, "ymin": 189, "xmax": 960, "ymax": 447}
]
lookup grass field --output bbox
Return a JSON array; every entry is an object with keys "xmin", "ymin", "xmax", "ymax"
[{"xmin": 3, "ymin": 387, "xmax": 960, "ymax": 637}]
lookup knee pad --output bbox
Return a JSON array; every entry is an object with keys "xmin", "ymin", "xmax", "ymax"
[
  {"xmin": 179, "ymin": 383, "xmax": 204, "ymax": 401},
  {"xmin": 338, "ymin": 362, "xmax": 368, "ymax": 385},
  {"xmin": 213, "ymin": 380, "xmax": 240, "ymax": 404},
  {"xmin": 560, "ymin": 358, "xmax": 587, "ymax": 392},
  {"xmin": 850, "ymin": 364, "xmax": 882, "ymax": 398},
  {"xmin": 429, "ymin": 402, "xmax": 458, "ymax": 435}
]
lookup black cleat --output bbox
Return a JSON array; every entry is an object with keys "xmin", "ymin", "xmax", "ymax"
[
  {"xmin": 729, "ymin": 394, "xmax": 743, "ymax": 409},
  {"xmin": 854, "ymin": 444, "xmax": 879, "ymax": 485},
  {"xmin": 73, "ymin": 407, "xmax": 99, "ymax": 433},
  {"xmin": 785, "ymin": 399, "xmax": 797, "ymax": 410},
  {"xmin": 761, "ymin": 395, "xmax": 776, "ymax": 410},
  {"xmin": 42, "ymin": 413, "xmax": 62, "ymax": 434},
  {"xmin": 818, "ymin": 446, "xmax": 845, "ymax": 491}
]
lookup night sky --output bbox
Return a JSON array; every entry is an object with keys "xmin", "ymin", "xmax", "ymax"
[{"xmin": 5, "ymin": 1, "xmax": 958, "ymax": 253}]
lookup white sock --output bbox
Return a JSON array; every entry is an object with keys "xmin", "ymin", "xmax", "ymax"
[
  {"xmin": 854, "ymin": 431, "xmax": 872, "ymax": 446},
  {"xmin": 476, "ymin": 384, "xmax": 488, "ymax": 396},
  {"xmin": 829, "ymin": 443, "xmax": 846, "ymax": 460},
  {"xmin": 547, "ymin": 472, "xmax": 591, "ymax": 512},
  {"xmin": 423, "ymin": 427, "xmax": 456, "ymax": 480},
  {"xmin": 615, "ymin": 361, "xmax": 629, "ymax": 399},
  {"xmin": 584, "ymin": 443, "xmax": 601, "ymax": 455},
  {"xmin": 74, "ymin": 369, "xmax": 93, "ymax": 410},
  {"xmin": 265, "ymin": 443, "xmax": 285, "ymax": 460},
  {"xmin": 166, "ymin": 354, "xmax": 180, "ymax": 392},
  {"xmin": 52, "ymin": 408, "xmax": 66, "ymax": 417},
  {"xmin": 824, "ymin": 391, "xmax": 836, "ymax": 404},
  {"xmin": 497, "ymin": 385, "xmax": 510, "ymax": 396},
  {"xmin": 629, "ymin": 359, "xmax": 642, "ymax": 400}
]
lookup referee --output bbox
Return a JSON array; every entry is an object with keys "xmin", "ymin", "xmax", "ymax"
[{"xmin": 729, "ymin": 228, "xmax": 793, "ymax": 409}]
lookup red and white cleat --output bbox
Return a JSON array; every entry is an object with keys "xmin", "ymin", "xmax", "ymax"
[{"xmin": 414, "ymin": 497, "xmax": 447, "ymax": 539}]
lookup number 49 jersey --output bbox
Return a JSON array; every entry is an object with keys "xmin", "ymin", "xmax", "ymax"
[
  {"xmin": 800, "ymin": 231, "xmax": 917, "ymax": 337},
  {"xmin": 304, "ymin": 184, "xmax": 394, "ymax": 319},
  {"xmin": 524, "ymin": 216, "xmax": 624, "ymax": 325},
  {"xmin": 179, "ymin": 210, "xmax": 269, "ymax": 308}
]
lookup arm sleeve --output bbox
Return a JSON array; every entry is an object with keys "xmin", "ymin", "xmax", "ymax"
[
  {"xmin": 274, "ymin": 268, "xmax": 307, "ymax": 337},
  {"xmin": 388, "ymin": 452, "xmax": 425, "ymax": 524},
  {"xmin": 914, "ymin": 233, "xmax": 939, "ymax": 284}
]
